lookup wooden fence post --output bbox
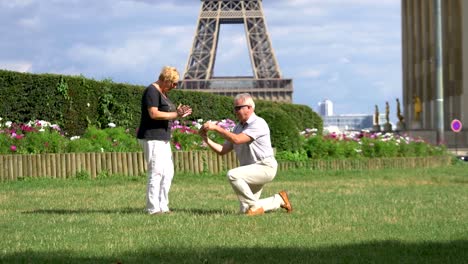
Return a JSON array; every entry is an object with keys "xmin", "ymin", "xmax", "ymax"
[{"xmin": 0, "ymin": 152, "xmax": 454, "ymax": 181}]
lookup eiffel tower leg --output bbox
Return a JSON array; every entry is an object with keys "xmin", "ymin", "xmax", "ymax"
[
  {"xmin": 183, "ymin": 2, "xmax": 221, "ymax": 80},
  {"xmin": 245, "ymin": 18, "xmax": 281, "ymax": 79}
]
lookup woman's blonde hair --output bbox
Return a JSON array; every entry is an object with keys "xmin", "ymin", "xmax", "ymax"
[{"xmin": 158, "ymin": 66, "xmax": 180, "ymax": 83}]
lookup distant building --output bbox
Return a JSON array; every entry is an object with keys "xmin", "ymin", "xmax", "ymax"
[
  {"xmin": 317, "ymin": 99, "xmax": 333, "ymax": 117},
  {"xmin": 401, "ymin": 0, "xmax": 468, "ymax": 146},
  {"xmin": 323, "ymin": 114, "xmax": 389, "ymax": 131},
  {"xmin": 317, "ymin": 99, "xmax": 393, "ymax": 131}
]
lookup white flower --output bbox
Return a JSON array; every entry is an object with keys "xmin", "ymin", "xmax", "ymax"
[
  {"xmin": 87, "ymin": 103, "xmax": 90, "ymax": 107},
  {"xmin": 100, "ymin": 148, "xmax": 104, "ymax": 152},
  {"xmin": 39, "ymin": 128, "xmax": 45, "ymax": 132},
  {"xmin": 194, "ymin": 123, "xmax": 202, "ymax": 129},
  {"xmin": 197, "ymin": 119, "xmax": 203, "ymax": 123},
  {"xmin": 108, "ymin": 123, "xmax": 116, "ymax": 128},
  {"xmin": 38, "ymin": 120, "xmax": 51, "ymax": 127},
  {"xmin": 70, "ymin": 136, "xmax": 80, "ymax": 141},
  {"xmin": 5, "ymin": 121, "xmax": 12, "ymax": 128}
]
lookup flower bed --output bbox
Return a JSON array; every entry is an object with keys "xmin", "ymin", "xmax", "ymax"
[
  {"xmin": 0, "ymin": 118, "xmax": 448, "ymax": 159},
  {"xmin": 286, "ymin": 129, "xmax": 448, "ymax": 161},
  {"xmin": 0, "ymin": 118, "xmax": 453, "ymax": 181}
]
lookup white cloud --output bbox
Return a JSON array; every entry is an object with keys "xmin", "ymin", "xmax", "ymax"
[
  {"xmin": 328, "ymin": 72, "xmax": 340, "ymax": 83},
  {"xmin": 218, "ymin": 35, "xmax": 247, "ymax": 60},
  {"xmin": 0, "ymin": 0, "xmax": 34, "ymax": 8},
  {"xmin": 298, "ymin": 69, "xmax": 322, "ymax": 78},
  {"xmin": 339, "ymin": 57, "xmax": 351, "ymax": 64},
  {"xmin": 0, "ymin": 61, "xmax": 33, "ymax": 72},
  {"xmin": 68, "ymin": 39, "xmax": 163, "ymax": 71},
  {"xmin": 17, "ymin": 16, "xmax": 41, "ymax": 29},
  {"xmin": 274, "ymin": 0, "xmax": 398, "ymax": 8}
]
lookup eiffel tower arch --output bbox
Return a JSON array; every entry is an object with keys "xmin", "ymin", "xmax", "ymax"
[{"xmin": 180, "ymin": 0, "xmax": 293, "ymax": 102}]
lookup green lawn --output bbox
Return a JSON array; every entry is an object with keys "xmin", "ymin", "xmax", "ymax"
[{"xmin": 1, "ymin": 164, "xmax": 467, "ymax": 263}]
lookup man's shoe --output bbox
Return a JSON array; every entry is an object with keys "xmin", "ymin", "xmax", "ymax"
[
  {"xmin": 246, "ymin": 207, "xmax": 264, "ymax": 216},
  {"xmin": 278, "ymin": 191, "xmax": 292, "ymax": 213}
]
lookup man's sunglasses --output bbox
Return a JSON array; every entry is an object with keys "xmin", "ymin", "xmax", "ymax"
[{"xmin": 234, "ymin": 105, "xmax": 250, "ymax": 111}]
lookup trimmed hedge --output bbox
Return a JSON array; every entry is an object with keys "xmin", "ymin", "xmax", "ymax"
[
  {"xmin": 0, "ymin": 70, "xmax": 322, "ymax": 143},
  {"xmin": 256, "ymin": 101, "xmax": 323, "ymax": 135},
  {"xmin": 0, "ymin": 71, "xmax": 142, "ymax": 136},
  {"xmin": 256, "ymin": 107, "xmax": 302, "ymax": 152}
]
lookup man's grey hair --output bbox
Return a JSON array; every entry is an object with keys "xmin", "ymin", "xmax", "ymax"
[{"xmin": 234, "ymin": 93, "xmax": 255, "ymax": 109}]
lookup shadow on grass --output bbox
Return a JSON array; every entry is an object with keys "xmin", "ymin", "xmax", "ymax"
[
  {"xmin": 22, "ymin": 208, "xmax": 144, "ymax": 215},
  {"xmin": 1, "ymin": 240, "xmax": 467, "ymax": 264},
  {"xmin": 22, "ymin": 207, "xmax": 231, "ymax": 216},
  {"xmin": 171, "ymin": 207, "xmax": 232, "ymax": 215}
]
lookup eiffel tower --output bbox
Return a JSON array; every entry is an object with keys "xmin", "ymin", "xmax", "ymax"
[{"xmin": 180, "ymin": 0, "xmax": 293, "ymax": 102}]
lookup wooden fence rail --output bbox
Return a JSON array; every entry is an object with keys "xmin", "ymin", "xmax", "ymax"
[{"xmin": 0, "ymin": 152, "xmax": 452, "ymax": 181}]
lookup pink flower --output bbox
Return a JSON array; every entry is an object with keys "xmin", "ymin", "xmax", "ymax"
[
  {"xmin": 10, "ymin": 145, "xmax": 17, "ymax": 152},
  {"xmin": 174, "ymin": 142, "xmax": 181, "ymax": 150}
]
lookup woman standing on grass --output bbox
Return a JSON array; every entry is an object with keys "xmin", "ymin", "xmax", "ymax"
[{"xmin": 137, "ymin": 66, "xmax": 192, "ymax": 215}]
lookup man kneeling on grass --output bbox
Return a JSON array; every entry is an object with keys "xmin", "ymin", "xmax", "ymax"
[{"xmin": 198, "ymin": 93, "xmax": 292, "ymax": 216}]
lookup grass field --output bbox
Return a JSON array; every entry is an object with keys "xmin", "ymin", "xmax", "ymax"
[{"xmin": 1, "ymin": 164, "xmax": 467, "ymax": 263}]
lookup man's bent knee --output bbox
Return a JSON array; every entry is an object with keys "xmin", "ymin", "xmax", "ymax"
[
  {"xmin": 226, "ymin": 170, "xmax": 234, "ymax": 181},
  {"xmin": 227, "ymin": 169, "xmax": 239, "ymax": 181}
]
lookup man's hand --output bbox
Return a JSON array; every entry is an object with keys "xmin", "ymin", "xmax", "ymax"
[
  {"xmin": 198, "ymin": 127, "xmax": 208, "ymax": 141},
  {"xmin": 202, "ymin": 121, "xmax": 217, "ymax": 131}
]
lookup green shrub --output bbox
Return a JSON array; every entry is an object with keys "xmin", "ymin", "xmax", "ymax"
[
  {"xmin": 66, "ymin": 138, "xmax": 97, "ymax": 153},
  {"xmin": 77, "ymin": 126, "xmax": 140, "ymax": 153},
  {"xmin": 341, "ymin": 140, "xmax": 361, "ymax": 158},
  {"xmin": 256, "ymin": 108, "xmax": 302, "ymax": 152},
  {"xmin": 19, "ymin": 130, "xmax": 67, "ymax": 154},
  {"xmin": 256, "ymin": 101, "xmax": 323, "ymax": 134},
  {"xmin": 303, "ymin": 136, "xmax": 327, "ymax": 159},
  {"xmin": 275, "ymin": 150, "xmax": 309, "ymax": 161},
  {"xmin": 75, "ymin": 170, "xmax": 91, "ymax": 180}
]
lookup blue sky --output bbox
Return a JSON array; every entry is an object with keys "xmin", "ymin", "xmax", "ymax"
[{"xmin": 0, "ymin": 0, "xmax": 402, "ymax": 116}]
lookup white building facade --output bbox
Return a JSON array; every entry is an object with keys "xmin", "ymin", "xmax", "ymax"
[{"xmin": 317, "ymin": 99, "xmax": 334, "ymax": 117}]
